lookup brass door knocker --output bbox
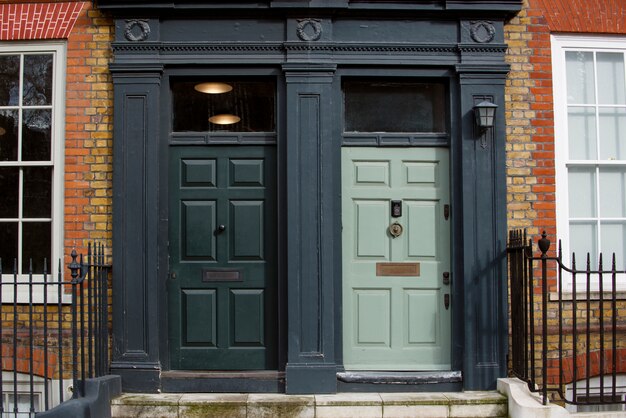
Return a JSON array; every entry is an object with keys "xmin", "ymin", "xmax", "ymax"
[{"xmin": 389, "ymin": 222, "xmax": 403, "ymax": 238}]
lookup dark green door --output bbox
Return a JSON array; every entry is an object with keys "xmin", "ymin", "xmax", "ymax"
[{"xmin": 168, "ymin": 145, "xmax": 277, "ymax": 370}]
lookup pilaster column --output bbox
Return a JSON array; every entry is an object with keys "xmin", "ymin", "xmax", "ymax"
[
  {"xmin": 109, "ymin": 64, "xmax": 164, "ymax": 392},
  {"xmin": 283, "ymin": 63, "xmax": 338, "ymax": 394}
]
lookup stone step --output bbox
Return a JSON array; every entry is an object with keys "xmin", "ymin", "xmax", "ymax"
[{"xmin": 112, "ymin": 391, "xmax": 507, "ymax": 418}]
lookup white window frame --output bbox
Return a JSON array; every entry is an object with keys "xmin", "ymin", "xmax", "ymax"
[
  {"xmin": 0, "ymin": 42, "xmax": 66, "ymax": 303},
  {"xmin": 1, "ymin": 371, "xmax": 73, "ymax": 416},
  {"xmin": 565, "ymin": 374, "xmax": 626, "ymax": 413},
  {"xmin": 552, "ymin": 35, "xmax": 626, "ymax": 292}
]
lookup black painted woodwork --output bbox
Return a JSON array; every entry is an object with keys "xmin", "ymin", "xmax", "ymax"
[{"xmin": 106, "ymin": 0, "xmax": 521, "ymax": 394}]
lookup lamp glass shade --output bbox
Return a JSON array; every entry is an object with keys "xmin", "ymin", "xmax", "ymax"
[
  {"xmin": 474, "ymin": 101, "xmax": 498, "ymax": 128},
  {"xmin": 194, "ymin": 82, "xmax": 233, "ymax": 94},
  {"xmin": 0, "ymin": 126, "xmax": 5, "ymax": 136},
  {"xmin": 209, "ymin": 114, "xmax": 241, "ymax": 125}
]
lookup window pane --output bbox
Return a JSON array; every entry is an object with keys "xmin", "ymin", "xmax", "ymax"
[
  {"xmin": 0, "ymin": 168, "xmax": 19, "ymax": 218},
  {"xmin": 23, "ymin": 167, "xmax": 52, "ymax": 218},
  {"xmin": 570, "ymin": 222, "xmax": 598, "ymax": 267},
  {"xmin": 568, "ymin": 106, "xmax": 597, "ymax": 159},
  {"xmin": 172, "ymin": 80, "xmax": 276, "ymax": 133},
  {"xmin": 23, "ymin": 54, "xmax": 53, "ymax": 106},
  {"xmin": 568, "ymin": 167, "xmax": 597, "ymax": 218},
  {"xmin": 599, "ymin": 107, "xmax": 626, "ymax": 160},
  {"xmin": 0, "ymin": 222, "xmax": 18, "ymax": 271},
  {"xmin": 344, "ymin": 81, "xmax": 446, "ymax": 133},
  {"xmin": 0, "ymin": 55, "xmax": 20, "ymax": 106},
  {"xmin": 600, "ymin": 222, "xmax": 626, "ymax": 270},
  {"xmin": 22, "ymin": 222, "xmax": 51, "ymax": 274},
  {"xmin": 22, "ymin": 109, "xmax": 51, "ymax": 161},
  {"xmin": 5, "ymin": 392, "xmax": 40, "ymax": 414},
  {"xmin": 566, "ymin": 51, "xmax": 595, "ymax": 104},
  {"xmin": 0, "ymin": 109, "xmax": 18, "ymax": 161},
  {"xmin": 599, "ymin": 168, "xmax": 626, "ymax": 218},
  {"xmin": 597, "ymin": 52, "xmax": 626, "ymax": 105}
]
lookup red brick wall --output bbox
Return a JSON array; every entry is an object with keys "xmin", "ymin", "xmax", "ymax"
[
  {"xmin": 505, "ymin": 0, "xmax": 626, "ymax": 395},
  {"xmin": 533, "ymin": 0, "xmax": 626, "ymax": 34},
  {"xmin": 506, "ymin": 0, "xmax": 626, "ymax": 244},
  {"xmin": 0, "ymin": 0, "xmax": 114, "ymax": 379},
  {"xmin": 63, "ymin": 2, "xmax": 114, "ymax": 257},
  {"xmin": 0, "ymin": 1, "xmax": 114, "ymax": 256}
]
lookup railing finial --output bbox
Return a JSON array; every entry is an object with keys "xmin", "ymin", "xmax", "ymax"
[
  {"xmin": 69, "ymin": 249, "xmax": 80, "ymax": 283},
  {"xmin": 538, "ymin": 230, "xmax": 550, "ymax": 256}
]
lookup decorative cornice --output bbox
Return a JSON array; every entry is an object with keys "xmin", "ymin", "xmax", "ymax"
[
  {"xmin": 111, "ymin": 42, "xmax": 499, "ymax": 56},
  {"xmin": 458, "ymin": 44, "xmax": 508, "ymax": 54}
]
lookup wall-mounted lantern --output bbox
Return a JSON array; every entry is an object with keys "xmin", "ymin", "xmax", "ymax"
[{"xmin": 473, "ymin": 100, "xmax": 498, "ymax": 130}]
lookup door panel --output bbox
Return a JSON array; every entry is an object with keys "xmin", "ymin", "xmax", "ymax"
[
  {"xmin": 342, "ymin": 147, "xmax": 451, "ymax": 371},
  {"xmin": 169, "ymin": 145, "xmax": 276, "ymax": 370}
]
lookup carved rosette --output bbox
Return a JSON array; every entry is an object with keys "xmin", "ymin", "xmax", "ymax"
[
  {"xmin": 296, "ymin": 19, "xmax": 322, "ymax": 42},
  {"xmin": 124, "ymin": 19, "xmax": 151, "ymax": 42},
  {"xmin": 470, "ymin": 21, "xmax": 495, "ymax": 44}
]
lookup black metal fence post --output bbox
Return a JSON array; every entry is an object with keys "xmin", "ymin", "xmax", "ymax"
[
  {"xmin": 508, "ymin": 229, "xmax": 626, "ymax": 410},
  {"xmin": 69, "ymin": 249, "xmax": 82, "ymax": 399},
  {"xmin": 537, "ymin": 232, "xmax": 550, "ymax": 406}
]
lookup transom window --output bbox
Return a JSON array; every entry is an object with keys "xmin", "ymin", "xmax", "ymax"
[
  {"xmin": 343, "ymin": 80, "xmax": 446, "ymax": 133},
  {"xmin": 171, "ymin": 79, "xmax": 276, "ymax": 133},
  {"xmin": 0, "ymin": 44, "xmax": 64, "ymax": 287},
  {"xmin": 552, "ymin": 35, "xmax": 626, "ymax": 279}
]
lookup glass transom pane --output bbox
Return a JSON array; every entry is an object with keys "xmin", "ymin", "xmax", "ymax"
[
  {"xmin": 172, "ymin": 79, "xmax": 276, "ymax": 133},
  {"xmin": 599, "ymin": 168, "xmax": 626, "ymax": 218},
  {"xmin": 570, "ymin": 222, "xmax": 598, "ymax": 267},
  {"xmin": 599, "ymin": 107, "xmax": 626, "ymax": 160},
  {"xmin": 568, "ymin": 167, "xmax": 597, "ymax": 218},
  {"xmin": 597, "ymin": 52, "xmax": 626, "ymax": 105},
  {"xmin": 600, "ymin": 222, "xmax": 626, "ymax": 270},
  {"xmin": 0, "ymin": 109, "xmax": 18, "ymax": 161},
  {"xmin": 22, "ymin": 54, "xmax": 53, "ymax": 106},
  {"xmin": 0, "ymin": 55, "xmax": 20, "ymax": 106},
  {"xmin": 566, "ymin": 51, "xmax": 595, "ymax": 105},
  {"xmin": 22, "ymin": 109, "xmax": 52, "ymax": 161},
  {"xmin": 568, "ymin": 106, "xmax": 597, "ymax": 160},
  {"xmin": 343, "ymin": 81, "xmax": 446, "ymax": 133},
  {"xmin": 22, "ymin": 221, "xmax": 51, "ymax": 274}
]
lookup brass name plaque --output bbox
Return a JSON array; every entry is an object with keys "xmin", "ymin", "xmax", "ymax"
[{"xmin": 376, "ymin": 263, "xmax": 420, "ymax": 277}]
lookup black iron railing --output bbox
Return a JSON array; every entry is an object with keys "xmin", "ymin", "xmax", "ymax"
[
  {"xmin": 508, "ymin": 229, "xmax": 626, "ymax": 408},
  {"xmin": 0, "ymin": 243, "xmax": 110, "ymax": 416}
]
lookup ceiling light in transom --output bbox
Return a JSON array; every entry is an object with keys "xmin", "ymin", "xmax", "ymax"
[
  {"xmin": 194, "ymin": 82, "xmax": 233, "ymax": 94},
  {"xmin": 209, "ymin": 114, "xmax": 241, "ymax": 125}
]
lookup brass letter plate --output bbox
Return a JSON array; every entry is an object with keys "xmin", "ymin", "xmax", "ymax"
[
  {"xmin": 202, "ymin": 269, "xmax": 242, "ymax": 282},
  {"xmin": 376, "ymin": 263, "xmax": 420, "ymax": 277}
]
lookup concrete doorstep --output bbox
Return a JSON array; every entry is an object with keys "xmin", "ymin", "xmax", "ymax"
[{"xmin": 112, "ymin": 391, "xmax": 507, "ymax": 418}]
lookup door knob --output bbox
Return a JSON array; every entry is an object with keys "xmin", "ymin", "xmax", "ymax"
[{"xmin": 217, "ymin": 224, "xmax": 226, "ymax": 233}]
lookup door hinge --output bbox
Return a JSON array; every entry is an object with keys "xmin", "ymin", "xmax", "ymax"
[
  {"xmin": 444, "ymin": 204, "xmax": 450, "ymax": 220},
  {"xmin": 443, "ymin": 272, "xmax": 450, "ymax": 285},
  {"xmin": 444, "ymin": 294, "xmax": 450, "ymax": 310}
]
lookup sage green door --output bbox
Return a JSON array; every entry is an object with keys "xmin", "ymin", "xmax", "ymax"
[
  {"xmin": 342, "ymin": 147, "xmax": 451, "ymax": 370},
  {"xmin": 168, "ymin": 145, "xmax": 276, "ymax": 370}
]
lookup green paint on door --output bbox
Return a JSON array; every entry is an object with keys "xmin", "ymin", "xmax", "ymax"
[
  {"xmin": 342, "ymin": 147, "xmax": 451, "ymax": 370},
  {"xmin": 169, "ymin": 146, "xmax": 277, "ymax": 370}
]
